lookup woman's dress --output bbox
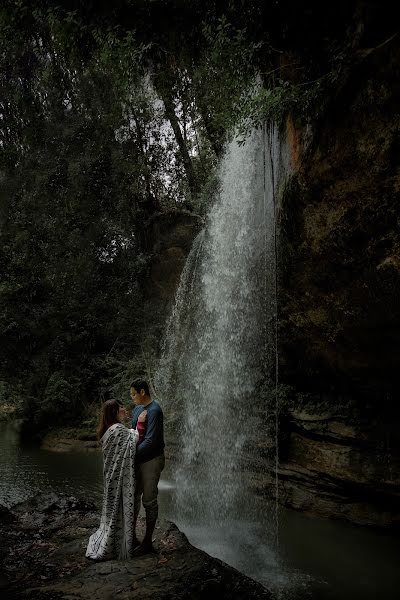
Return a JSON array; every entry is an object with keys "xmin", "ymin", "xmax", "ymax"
[{"xmin": 86, "ymin": 423, "xmax": 138, "ymax": 560}]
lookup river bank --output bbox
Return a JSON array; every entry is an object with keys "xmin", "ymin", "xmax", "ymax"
[
  {"xmin": 40, "ymin": 426, "xmax": 99, "ymax": 453},
  {"xmin": 0, "ymin": 402, "xmax": 99, "ymax": 453},
  {"xmin": 0, "ymin": 492, "xmax": 272, "ymax": 600}
]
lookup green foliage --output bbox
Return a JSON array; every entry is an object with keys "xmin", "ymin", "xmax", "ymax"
[
  {"xmin": 41, "ymin": 372, "xmax": 78, "ymax": 423},
  {"xmin": 234, "ymin": 78, "xmax": 324, "ymax": 142},
  {"xmin": 190, "ymin": 17, "xmax": 258, "ymax": 149},
  {"xmin": 0, "ymin": 4, "xmax": 170, "ymax": 434}
]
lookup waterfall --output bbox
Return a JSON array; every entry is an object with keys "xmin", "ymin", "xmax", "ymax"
[{"xmin": 155, "ymin": 123, "xmax": 291, "ymax": 564}]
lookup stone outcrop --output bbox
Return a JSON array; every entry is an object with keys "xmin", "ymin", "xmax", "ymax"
[
  {"xmin": 41, "ymin": 435, "xmax": 99, "ymax": 453},
  {"xmin": 277, "ymin": 403, "xmax": 400, "ymax": 527},
  {"xmin": 141, "ymin": 209, "xmax": 204, "ymax": 352},
  {"xmin": 145, "ymin": 210, "xmax": 203, "ymax": 302},
  {"xmin": 0, "ymin": 493, "xmax": 271, "ymax": 600},
  {"xmin": 40, "ymin": 427, "xmax": 99, "ymax": 453}
]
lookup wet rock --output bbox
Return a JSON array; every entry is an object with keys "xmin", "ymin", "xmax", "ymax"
[
  {"xmin": 0, "ymin": 493, "xmax": 272, "ymax": 600},
  {"xmin": 275, "ymin": 406, "xmax": 400, "ymax": 527}
]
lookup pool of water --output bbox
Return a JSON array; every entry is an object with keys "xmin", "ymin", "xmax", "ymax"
[{"xmin": 1, "ymin": 422, "xmax": 399, "ymax": 599}]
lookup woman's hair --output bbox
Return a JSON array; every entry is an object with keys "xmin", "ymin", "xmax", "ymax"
[
  {"xmin": 96, "ymin": 399, "xmax": 123, "ymax": 441},
  {"xmin": 130, "ymin": 377, "xmax": 150, "ymax": 396}
]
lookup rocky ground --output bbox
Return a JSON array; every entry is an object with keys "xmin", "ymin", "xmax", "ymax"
[{"xmin": 0, "ymin": 493, "xmax": 272, "ymax": 600}]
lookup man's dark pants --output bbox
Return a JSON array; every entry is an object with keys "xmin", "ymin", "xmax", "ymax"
[{"xmin": 134, "ymin": 454, "xmax": 165, "ymax": 532}]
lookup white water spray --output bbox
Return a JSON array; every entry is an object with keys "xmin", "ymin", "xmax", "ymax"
[{"xmin": 155, "ymin": 123, "xmax": 291, "ymax": 574}]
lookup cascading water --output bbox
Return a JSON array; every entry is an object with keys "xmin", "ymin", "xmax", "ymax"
[{"xmin": 155, "ymin": 123, "xmax": 291, "ymax": 588}]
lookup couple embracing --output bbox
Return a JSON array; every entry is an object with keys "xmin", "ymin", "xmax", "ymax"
[{"xmin": 86, "ymin": 377, "xmax": 165, "ymax": 561}]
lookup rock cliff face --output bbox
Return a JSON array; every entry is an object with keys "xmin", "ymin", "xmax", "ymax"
[
  {"xmin": 276, "ymin": 35, "xmax": 400, "ymax": 526},
  {"xmin": 145, "ymin": 210, "xmax": 203, "ymax": 301},
  {"xmin": 142, "ymin": 210, "xmax": 203, "ymax": 348}
]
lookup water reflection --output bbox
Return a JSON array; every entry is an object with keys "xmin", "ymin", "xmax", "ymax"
[
  {"xmin": 0, "ymin": 422, "xmax": 103, "ymax": 507},
  {"xmin": 161, "ymin": 460, "xmax": 400, "ymax": 600}
]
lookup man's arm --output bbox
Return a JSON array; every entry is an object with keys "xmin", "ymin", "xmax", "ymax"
[{"xmin": 136, "ymin": 409, "xmax": 162, "ymax": 461}]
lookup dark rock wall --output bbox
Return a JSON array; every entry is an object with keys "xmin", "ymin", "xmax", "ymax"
[
  {"xmin": 276, "ymin": 37, "xmax": 400, "ymax": 525},
  {"xmin": 280, "ymin": 41, "xmax": 400, "ymax": 399},
  {"xmin": 142, "ymin": 210, "xmax": 203, "ymax": 352}
]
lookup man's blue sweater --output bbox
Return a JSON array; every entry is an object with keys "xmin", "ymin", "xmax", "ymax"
[{"xmin": 132, "ymin": 400, "xmax": 165, "ymax": 464}]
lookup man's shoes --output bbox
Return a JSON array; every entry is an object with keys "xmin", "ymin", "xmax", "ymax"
[{"xmin": 132, "ymin": 542, "xmax": 157, "ymax": 557}]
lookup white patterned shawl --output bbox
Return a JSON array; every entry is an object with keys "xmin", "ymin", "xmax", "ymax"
[{"xmin": 86, "ymin": 423, "xmax": 138, "ymax": 560}]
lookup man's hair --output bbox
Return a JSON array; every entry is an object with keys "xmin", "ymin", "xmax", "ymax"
[{"xmin": 130, "ymin": 377, "xmax": 150, "ymax": 396}]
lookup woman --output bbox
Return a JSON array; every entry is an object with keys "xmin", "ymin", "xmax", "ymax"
[{"xmin": 86, "ymin": 399, "xmax": 146, "ymax": 561}]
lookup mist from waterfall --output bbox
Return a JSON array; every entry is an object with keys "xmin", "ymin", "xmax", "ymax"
[{"xmin": 155, "ymin": 124, "xmax": 291, "ymax": 576}]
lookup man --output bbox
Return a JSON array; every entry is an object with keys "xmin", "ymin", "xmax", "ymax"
[{"xmin": 130, "ymin": 377, "xmax": 165, "ymax": 555}]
